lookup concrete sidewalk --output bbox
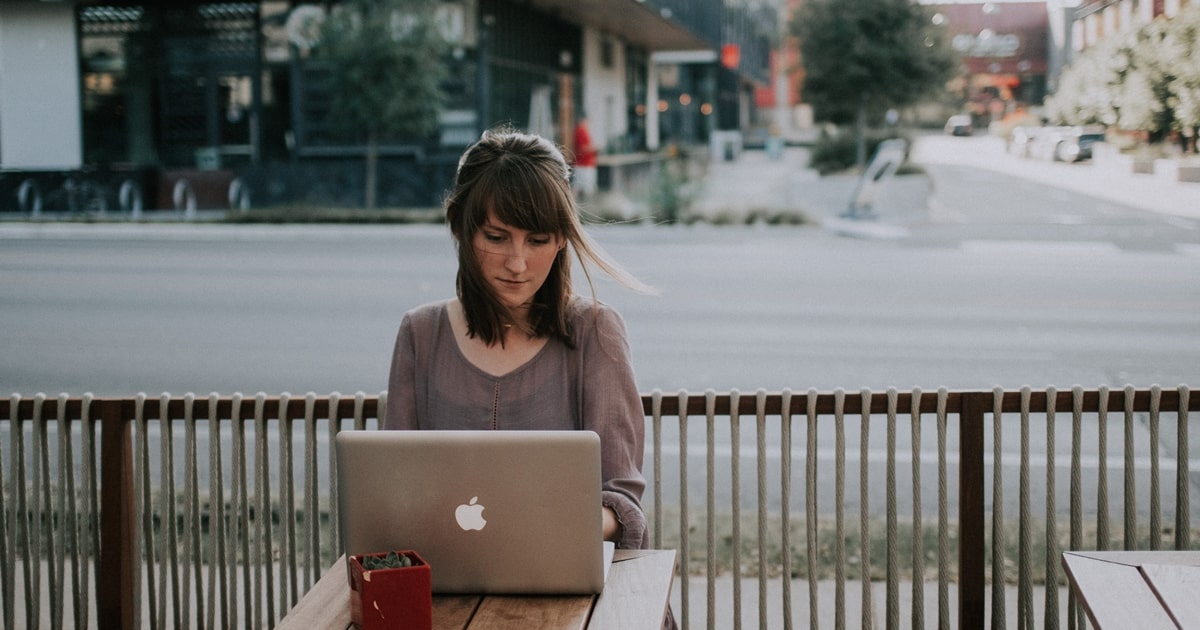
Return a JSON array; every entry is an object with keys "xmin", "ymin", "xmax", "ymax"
[
  {"xmin": 911, "ymin": 134, "xmax": 1200, "ymax": 221},
  {"xmin": 689, "ymin": 146, "xmax": 818, "ymax": 220},
  {"xmin": 691, "ymin": 133, "xmax": 1200, "ymax": 231}
]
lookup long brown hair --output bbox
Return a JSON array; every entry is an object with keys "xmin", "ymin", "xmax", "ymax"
[{"xmin": 444, "ymin": 127, "xmax": 652, "ymax": 347}]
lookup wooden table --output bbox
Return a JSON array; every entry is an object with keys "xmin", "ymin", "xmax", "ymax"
[
  {"xmin": 276, "ymin": 549, "xmax": 676, "ymax": 630},
  {"xmin": 1061, "ymin": 550, "xmax": 1200, "ymax": 629}
]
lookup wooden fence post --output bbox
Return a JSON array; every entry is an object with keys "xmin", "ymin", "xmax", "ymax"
[
  {"xmin": 96, "ymin": 398, "xmax": 136, "ymax": 630},
  {"xmin": 959, "ymin": 392, "xmax": 987, "ymax": 628}
]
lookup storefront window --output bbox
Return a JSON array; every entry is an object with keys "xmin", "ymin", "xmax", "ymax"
[{"xmin": 80, "ymin": 5, "xmax": 150, "ymax": 166}]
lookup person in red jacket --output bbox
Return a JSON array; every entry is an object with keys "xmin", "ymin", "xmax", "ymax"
[{"xmin": 572, "ymin": 115, "xmax": 598, "ymax": 200}]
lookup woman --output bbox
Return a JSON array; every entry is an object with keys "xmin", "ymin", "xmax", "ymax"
[{"xmin": 384, "ymin": 128, "xmax": 655, "ymax": 550}]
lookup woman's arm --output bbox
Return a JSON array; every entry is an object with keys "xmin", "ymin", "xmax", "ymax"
[
  {"xmin": 602, "ymin": 506, "xmax": 620, "ymax": 542},
  {"xmin": 384, "ymin": 312, "xmax": 420, "ymax": 430},
  {"xmin": 580, "ymin": 303, "xmax": 648, "ymax": 549}
]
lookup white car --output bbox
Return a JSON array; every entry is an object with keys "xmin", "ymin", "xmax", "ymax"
[{"xmin": 944, "ymin": 115, "xmax": 973, "ymax": 136}]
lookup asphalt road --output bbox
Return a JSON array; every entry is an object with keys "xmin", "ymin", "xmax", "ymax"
[{"xmin": 1, "ymin": 218, "xmax": 1196, "ymax": 395}]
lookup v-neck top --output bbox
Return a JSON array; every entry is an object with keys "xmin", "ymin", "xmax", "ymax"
[{"xmin": 384, "ymin": 297, "xmax": 648, "ymax": 549}]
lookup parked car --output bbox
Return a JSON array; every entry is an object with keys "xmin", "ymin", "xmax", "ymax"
[
  {"xmin": 1025, "ymin": 125, "xmax": 1106, "ymax": 162},
  {"xmin": 1053, "ymin": 126, "xmax": 1106, "ymax": 162},
  {"xmin": 944, "ymin": 114, "xmax": 974, "ymax": 136}
]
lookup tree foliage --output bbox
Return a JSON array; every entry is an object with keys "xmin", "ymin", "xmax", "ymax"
[
  {"xmin": 1047, "ymin": 4, "xmax": 1200, "ymax": 142},
  {"xmin": 791, "ymin": 0, "xmax": 959, "ymax": 125},
  {"xmin": 315, "ymin": 0, "xmax": 448, "ymax": 207}
]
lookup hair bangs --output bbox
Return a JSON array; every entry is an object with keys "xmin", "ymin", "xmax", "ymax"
[{"xmin": 484, "ymin": 153, "xmax": 571, "ymax": 236}]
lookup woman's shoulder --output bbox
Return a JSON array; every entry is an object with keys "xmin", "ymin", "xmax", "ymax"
[
  {"xmin": 566, "ymin": 296, "xmax": 628, "ymax": 338},
  {"xmin": 566, "ymin": 296, "xmax": 621, "ymax": 320},
  {"xmin": 402, "ymin": 299, "xmax": 452, "ymax": 330}
]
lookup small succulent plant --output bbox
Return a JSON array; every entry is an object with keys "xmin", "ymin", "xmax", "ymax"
[{"xmin": 361, "ymin": 551, "xmax": 414, "ymax": 570}]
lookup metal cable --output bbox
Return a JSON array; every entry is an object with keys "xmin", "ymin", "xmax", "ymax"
[
  {"xmin": 834, "ymin": 389, "xmax": 846, "ymax": 630},
  {"xmin": 1, "ymin": 395, "xmax": 16, "ymax": 630},
  {"xmin": 909, "ymin": 387, "xmax": 925, "ymax": 630},
  {"xmin": 32, "ymin": 394, "xmax": 46, "ymax": 627},
  {"xmin": 303, "ymin": 394, "xmax": 319, "ymax": 589},
  {"xmin": 184, "ymin": 394, "xmax": 204, "ymax": 628},
  {"xmin": 1043, "ymin": 387, "xmax": 1060, "ymax": 630},
  {"xmin": 80, "ymin": 394, "xmax": 98, "ymax": 630},
  {"xmin": 1177, "ymin": 386, "xmax": 1191, "ymax": 550},
  {"xmin": 885, "ymin": 388, "xmax": 899, "ymax": 630},
  {"xmin": 729, "ymin": 389, "xmax": 743, "ymax": 629},
  {"xmin": 159, "ymin": 393, "xmax": 180, "ymax": 629},
  {"xmin": 778, "ymin": 389, "xmax": 793, "ymax": 630},
  {"xmin": 677, "ymin": 390, "xmax": 691, "ymax": 630},
  {"xmin": 991, "ymin": 387, "xmax": 1006, "ymax": 630},
  {"xmin": 936, "ymin": 388, "xmax": 950, "ymax": 630},
  {"xmin": 751, "ymin": 390, "xmax": 769, "ymax": 630},
  {"xmin": 231, "ymin": 393, "xmax": 249, "ymax": 629},
  {"xmin": 208, "ymin": 393, "xmax": 228, "ymax": 629},
  {"xmin": 254, "ymin": 393, "xmax": 272, "ymax": 626},
  {"xmin": 805, "ymin": 388, "xmax": 819, "ymax": 630},
  {"xmin": 69, "ymin": 393, "xmax": 89, "ymax": 630},
  {"xmin": 858, "ymin": 388, "xmax": 873, "ymax": 630},
  {"xmin": 1068, "ymin": 386, "xmax": 1084, "ymax": 630},
  {"xmin": 1017, "ymin": 387, "xmax": 1032, "ymax": 630},
  {"xmin": 651, "ymin": 391, "xmax": 663, "ymax": 550},
  {"xmin": 706, "ymin": 389, "xmax": 718, "ymax": 630},
  {"xmin": 1097, "ymin": 387, "xmax": 1109, "ymax": 550},
  {"xmin": 1123, "ymin": 385, "xmax": 1137, "ymax": 550},
  {"xmin": 282, "ymin": 393, "xmax": 299, "ymax": 615},
  {"xmin": 133, "ymin": 395, "xmax": 154, "ymax": 630},
  {"xmin": 1149, "ymin": 386, "xmax": 1162, "ymax": 551}
]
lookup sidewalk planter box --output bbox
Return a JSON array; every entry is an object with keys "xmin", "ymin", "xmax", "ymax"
[
  {"xmin": 1094, "ymin": 143, "xmax": 1159, "ymax": 174},
  {"xmin": 1110, "ymin": 153, "xmax": 1156, "ymax": 175},
  {"xmin": 1154, "ymin": 158, "xmax": 1200, "ymax": 183},
  {"xmin": 348, "ymin": 550, "xmax": 432, "ymax": 630}
]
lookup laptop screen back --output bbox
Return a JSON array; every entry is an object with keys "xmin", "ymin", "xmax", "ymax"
[{"xmin": 335, "ymin": 430, "xmax": 605, "ymax": 594}]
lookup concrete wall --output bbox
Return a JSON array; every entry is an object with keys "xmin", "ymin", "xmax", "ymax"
[{"xmin": 0, "ymin": 1, "xmax": 81, "ymax": 170}]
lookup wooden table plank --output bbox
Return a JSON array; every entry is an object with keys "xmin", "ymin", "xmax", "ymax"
[
  {"xmin": 275, "ymin": 558, "xmax": 353, "ymax": 630},
  {"xmin": 1062, "ymin": 552, "xmax": 1178, "ymax": 630},
  {"xmin": 434, "ymin": 595, "xmax": 483, "ymax": 629},
  {"xmin": 1071, "ymin": 550, "xmax": 1200, "ymax": 567},
  {"xmin": 588, "ymin": 550, "xmax": 676, "ymax": 630},
  {"xmin": 467, "ymin": 595, "xmax": 592, "ymax": 630},
  {"xmin": 1140, "ymin": 564, "xmax": 1200, "ymax": 629},
  {"xmin": 277, "ymin": 549, "xmax": 676, "ymax": 630}
]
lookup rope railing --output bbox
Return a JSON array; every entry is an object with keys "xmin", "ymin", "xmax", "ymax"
[{"xmin": 2, "ymin": 387, "xmax": 1197, "ymax": 629}]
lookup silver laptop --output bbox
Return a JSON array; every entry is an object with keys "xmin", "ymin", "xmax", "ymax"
[{"xmin": 336, "ymin": 429, "xmax": 610, "ymax": 594}]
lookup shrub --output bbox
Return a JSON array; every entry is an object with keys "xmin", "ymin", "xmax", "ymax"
[{"xmin": 808, "ymin": 127, "xmax": 914, "ymax": 175}]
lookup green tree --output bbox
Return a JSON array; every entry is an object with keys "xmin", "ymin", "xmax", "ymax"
[
  {"xmin": 791, "ymin": 0, "xmax": 958, "ymax": 166},
  {"xmin": 316, "ymin": 0, "xmax": 447, "ymax": 208}
]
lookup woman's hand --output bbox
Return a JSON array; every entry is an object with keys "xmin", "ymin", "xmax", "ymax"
[{"xmin": 602, "ymin": 505, "xmax": 620, "ymax": 542}]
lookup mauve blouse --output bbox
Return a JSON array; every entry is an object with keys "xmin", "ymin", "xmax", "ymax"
[{"xmin": 384, "ymin": 298, "xmax": 648, "ymax": 550}]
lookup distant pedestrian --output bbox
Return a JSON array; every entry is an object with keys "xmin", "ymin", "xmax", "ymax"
[{"xmin": 572, "ymin": 115, "xmax": 599, "ymax": 200}]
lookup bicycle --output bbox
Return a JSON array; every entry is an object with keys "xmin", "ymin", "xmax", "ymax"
[{"xmin": 15, "ymin": 169, "xmax": 145, "ymax": 218}]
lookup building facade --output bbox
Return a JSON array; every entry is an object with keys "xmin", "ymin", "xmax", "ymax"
[
  {"xmin": 0, "ymin": 0, "xmax": 776, "ymax": 211},
  {"xmin": 924, "ymin": 2, "xmax": 1051, "ymax": 127},
  {"xmin": 1068, "ymin": 0, "xmax": 1194, "ymax": 53}
]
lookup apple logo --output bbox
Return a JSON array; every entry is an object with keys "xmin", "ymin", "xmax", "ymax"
[{"xmin": 455, "ymin": 496, "xmax": 487, "ymax": 531}]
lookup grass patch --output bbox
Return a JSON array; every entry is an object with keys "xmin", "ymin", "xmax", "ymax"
[{"xmin": 648, "ymin": 508, "xmax": 1200, "ymax": 584}]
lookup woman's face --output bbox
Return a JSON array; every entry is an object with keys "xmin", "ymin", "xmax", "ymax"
[{"xmin": 471, "ymin": 210, "xmax": 564, "ymax": 312}]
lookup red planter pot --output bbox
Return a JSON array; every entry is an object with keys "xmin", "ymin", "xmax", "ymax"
[{"xmin": 348, "ymin": 550, "xmax": 433, "ymax": 630}]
